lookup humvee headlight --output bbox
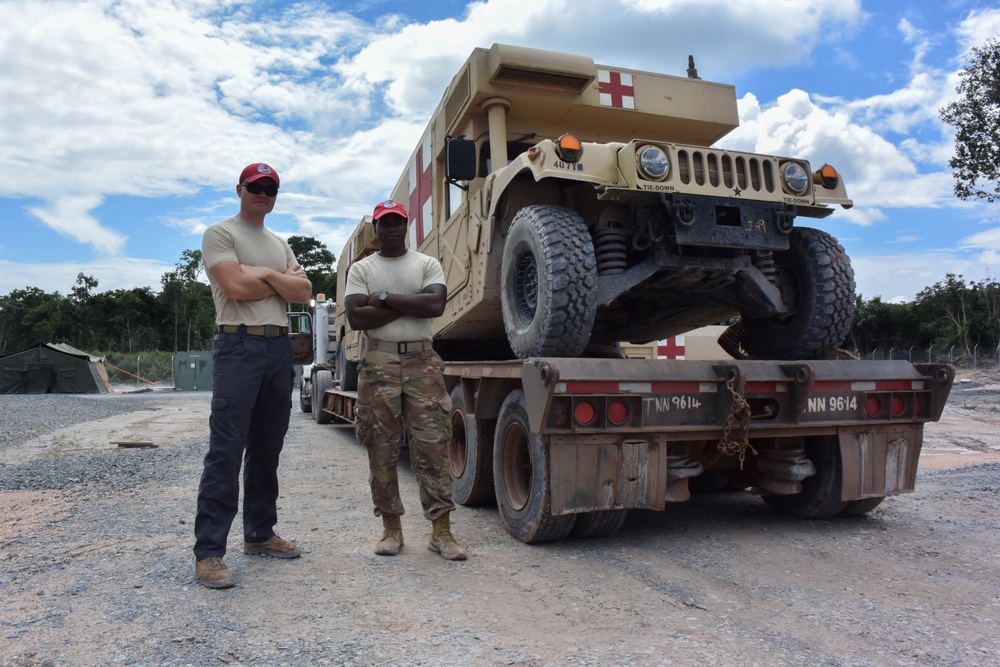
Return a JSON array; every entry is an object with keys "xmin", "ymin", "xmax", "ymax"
[
  {"xmin": 781, "ymin": 162, "xmax": 810, "ymax": 195},
  {"xmin": 637, "ymin": 145, "xmax": 669, "ymax": 181}
]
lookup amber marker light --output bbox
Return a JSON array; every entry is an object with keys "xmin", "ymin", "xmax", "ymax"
[
  {"xmin": 816, "ymin": 163, "xmax": 840, "ymax": 188},
  {"xmin": 527, "ymin": 146, "xmax": 544, "ymax": 162},
  {"xmin": 556, "ymin": 134, "xmax": 583, "ymax": 162}
]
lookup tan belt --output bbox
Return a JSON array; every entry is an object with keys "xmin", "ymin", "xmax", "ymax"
[
  {"xmin": 366, "ymin": 338, "xmax": 434, "ymax": 354},
  {"xmin": 218, "ymin": 325, "xmax": 287, "ymax": 338}
]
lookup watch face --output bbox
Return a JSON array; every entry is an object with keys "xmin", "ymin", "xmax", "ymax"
[{"xmin": 379, "ymin": 291, "xmax": 388, "ymax": 302}]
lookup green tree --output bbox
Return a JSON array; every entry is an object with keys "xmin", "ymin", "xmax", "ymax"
[
  {"xmin": 160, "ymin": 250, "xmax": 215, "ymax": 351},
  {"xmin": 913, "ymin": 274, "xmax": 975, "ymax": 355},
  {"xmin": 940, "ymin": 37, "xmax": 1000, "ymax": 203},
  {"xmin": 287, "ymin": 235, "xmax": 335, "ymax": 306},
  {"xmin": 0, "ymin": 288, "xmax": 67, "ymax": 351},
  {"xmin": 69, "ymin": 273, "xmax": 101, "ymax": 350}
]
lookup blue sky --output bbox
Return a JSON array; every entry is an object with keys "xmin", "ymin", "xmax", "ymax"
[{"xmin": 2, "ymin": 0, "xmax": 999, "ymax": 303}]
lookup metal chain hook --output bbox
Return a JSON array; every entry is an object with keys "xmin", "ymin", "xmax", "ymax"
[{"xmin": 718, "ymin": 372, "xmax": 756, "ymax": 468}]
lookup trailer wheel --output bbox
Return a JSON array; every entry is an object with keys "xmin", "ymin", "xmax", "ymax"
[
  {"xmin": 501, "ymin": 206, "xmax": 597, "ymax": 359},
  {"xmin": 569, "ymin": 510, "xmax": 628, "ymax": 539},
  {"xmin": 313, "ymin": 370, "xmax": 333, "ymax": 425},
  {"xmin": 299, "ymin": 382, "xmax": 312, "ymax": 414},
  {"xmin": 493, "ymin": 390, "xmax": 576, "ymax": 543},
  {"xmin": 337, "ymin": 338, "xmax": 359, "ymax": 392},
  {"xmin": 448, "ymin": 385, "xmax": 495, "ymax": 505},
  {"xmin": 838, "ymin": 497, "xmax": 885, "ymax": 517},
  {"xmin": 761, "ymin": 435, "xmax": 847, "ymax": 518},
  {"xmin": 740, "ymin": 227, "xmax": 855, "ymax": 360}
]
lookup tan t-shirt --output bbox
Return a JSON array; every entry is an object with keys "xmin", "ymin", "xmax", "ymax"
[
  {"xmin": 202, "ymin": 216, "xmax": 298, "ymax": 326},
  {"xmin": 344, "ymin": 250, "xmax": 445, "ymax": 342}
]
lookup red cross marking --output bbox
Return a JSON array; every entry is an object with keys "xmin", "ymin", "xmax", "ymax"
[
  {"xmin": 408, "ymin": 139, "xmax": 433, "ymax": 247},
  {"xmin": 598, "ymin": 70, "xmax": 634, "ymax": 109},
  {"xmin": 657, "ymin": 336, "xmax": 686, "ymax": 359}
]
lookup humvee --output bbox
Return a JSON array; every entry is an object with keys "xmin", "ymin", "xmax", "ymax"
[{"xmin": 360, "ymin": 43, "xmax": 854, "ymax": 363}]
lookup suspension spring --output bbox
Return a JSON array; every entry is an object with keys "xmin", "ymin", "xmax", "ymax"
[
  {"xmin": 595, "ymin": 227, "xmax": 629, "ymax": 275},
  {"xmin": 752, "ymin": 250, "xmax": 776, "ymax": 283}
]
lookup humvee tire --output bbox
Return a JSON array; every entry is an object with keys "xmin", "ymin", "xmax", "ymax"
[
  {"xmin": 738, "ymin": 227, "xmax": 855, "ymax": 360},
  {"xmin": 312, "ymin": 370, "xmax": 333, "ymax": 425},
  {"xmin": 494, "ymin": 390, "xmax": 576, "ymax": 542},
  {"xmin": 500, "ymin": 206, "xmax": 597, "ymax": 359},
  {"xmin": 761, "ymin": 435, "xmax": 848, "ymax": 518},
  {"xmin": 299, "ymin": 385, "xmax": 312, "ymax": 413},
  {"xmin": 448, "ymin": 384, "xmax": 496, "ymax": 505}
]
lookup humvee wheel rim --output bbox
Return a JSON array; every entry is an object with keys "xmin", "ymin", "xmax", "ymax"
[
  {"xmin": 499, "ymin": 421, "xmax": 531, "ymax": 511},
  {"xmin": 449, "ymin": 409, "xmax": 468, "ymax": 477},
  {"xmin": 512, "ymin": 246, "xmax": 538, "ymax": 324}
]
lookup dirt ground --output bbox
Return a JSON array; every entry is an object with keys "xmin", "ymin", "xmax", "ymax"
[{"xmin": 2, "ymin": 371, "xmax": 1000, "ymax": 666}]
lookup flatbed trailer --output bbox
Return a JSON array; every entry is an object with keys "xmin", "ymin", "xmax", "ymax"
[{"xmin": 311, "ymin": 355, "xmax": 954, "ymax": 543}]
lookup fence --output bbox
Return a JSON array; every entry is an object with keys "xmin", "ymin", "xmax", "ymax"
[{"xmin": 855, "ymin": 346, "xmax": 1000, "ymax": 370}]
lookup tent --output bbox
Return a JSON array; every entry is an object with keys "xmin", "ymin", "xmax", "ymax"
[{"xmin": 0, "ymin": 342, "xmax": 113, "ymax": 394}]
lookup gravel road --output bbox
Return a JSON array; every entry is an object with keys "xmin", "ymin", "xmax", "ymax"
[{"xmin": 2, "ymin": 379, "xmax": 999, "ymax": 667}]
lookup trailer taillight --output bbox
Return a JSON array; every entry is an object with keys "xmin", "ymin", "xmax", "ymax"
[
  {"xmin": 607, "ymin": 400, "xmax": 629, "ymax": 426},
  {"xmin": 891, "ymin": 396, "xmax": 906, "ymax": 417},
  {"xmin": 574, "ymin": 401, "xmax": 596, "ymax": 426},
  {"xmin": 866, "ymin": 396, "xmax": 882, "ymax": 418}
]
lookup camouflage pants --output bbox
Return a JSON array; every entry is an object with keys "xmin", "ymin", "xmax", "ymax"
[{"xmin": 354, "ymin": 347, "xmax": 455, "ymax": 520}]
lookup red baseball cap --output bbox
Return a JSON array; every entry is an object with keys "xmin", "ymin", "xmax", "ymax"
[
  {"xmin": 239, "ymin": 163, "xmax": 280, "ymax": 186},
  {"xmin": 372, "ymin": 199, "xmax": 408, "ymax": 221}
]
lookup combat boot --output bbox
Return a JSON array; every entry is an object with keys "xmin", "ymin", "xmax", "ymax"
[
  {"xmin": 428, "ymin": 512, "xmax": 468, "ymax": 561},
  {"xmin": 375, "ymin": 514, "xmax": 404, "ymax": 555}
]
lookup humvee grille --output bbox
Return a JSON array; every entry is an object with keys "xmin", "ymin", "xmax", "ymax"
[
  {"xmin": 492, "ymin": 65, "xmax": 593, "ymax": 92},
  {"xmin": 677, "ymin": 150, "xmax": 777, "ymax": 195}
]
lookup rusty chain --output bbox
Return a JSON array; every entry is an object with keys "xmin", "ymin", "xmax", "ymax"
[{"xmin": 718, "ymin": 372, "xmax": 756, "ymax": 468}]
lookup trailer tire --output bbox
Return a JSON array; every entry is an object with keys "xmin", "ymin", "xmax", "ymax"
[
  {"xmin": 299, "ymin": 383, "xmax": 312, "ymax": 414},
  {"xmin": 448, "ymin": 385, "xmax": 496, "ymax": 505},
  {"xmin": 740, "ymin": 227, "xmax": 855, "ymax": 360},
  {"xmin": 501, "ymin": 206, "xmax": 597, "ymax": 359},
  {"xmin": 313, "ymin": 370, "xmax": 333, "ymax": 425},
  {"xmin": 493, "ymin": 390, "xmax": 576, "ymax": 543},
  {"xmin": 568, "ymin": 510, "xmax": 628, "ymax": 539},
  {"xmin": 837, "ymin": 497, "xmax": 885, "ymax": 517},
  {"xmin": 761, "ymin": 435, "xmax": 848, "ymax": 518},
  {"xmin": 337, "ymin": 338, "xmax": 359, "ymax": 392}
]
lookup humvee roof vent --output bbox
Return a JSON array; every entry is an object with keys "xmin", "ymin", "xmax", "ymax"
[
  {"xmin": 445, "ymin": 64, "xmax": 472, "ymax": 129},
  {"xmin": 488, "ymin": 43, "xmax": 595, "ymax": 93}
]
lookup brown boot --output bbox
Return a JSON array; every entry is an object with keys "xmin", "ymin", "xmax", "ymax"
[
  {"xmin": 243, "ymin": 535, "xmax": 302, "ymax": 558},
  {"xmin": 375, "ymin": 514, "xmax": 403, "ymax": 555},
  {"xmin": 428, "ymin": 513, "xmax": 468, "ymax": 561},
  {"xmin": 195, "ymin": 556, "xmax": 235, "ymax": 588}
]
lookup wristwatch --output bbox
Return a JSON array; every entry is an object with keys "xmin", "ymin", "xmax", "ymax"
[{"xmin": 378, "ymin": 290, "xmax": 388, "ymax": 305}]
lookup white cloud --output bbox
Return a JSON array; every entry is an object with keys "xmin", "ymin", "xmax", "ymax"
[
  {"xmin": 25, "ymin": 196, "xmax": 126, "ymax": 255},
  {"xmin": 851, "ymin": 252, "xmax": 982, "ymax": 302}
]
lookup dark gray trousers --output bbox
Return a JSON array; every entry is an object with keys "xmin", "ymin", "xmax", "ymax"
[{"xmin": 194, "ymin": 330, "xmax": 291, "ymax": 559}]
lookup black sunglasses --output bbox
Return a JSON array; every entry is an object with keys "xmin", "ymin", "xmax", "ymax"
[{"xmin": 241, "ymin": 181, "xmax": 279, "ymax": 197}]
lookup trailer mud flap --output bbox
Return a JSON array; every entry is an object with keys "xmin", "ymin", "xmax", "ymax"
[
  {"xmin": 549, "ymin": 436, "xmax": 667, "ymax": 514},
  {"xmin": 837, "ymin": 426, "xmax": 923, "ymax": 500}
]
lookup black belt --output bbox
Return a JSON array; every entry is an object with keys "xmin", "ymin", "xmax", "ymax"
[
  {"xmin": 218, "ymin": 325, "xmax": 287, "ymax": 338},
  {"xmin": 366, "ymin": 338, "xmax": 434, "ymax": 354}
]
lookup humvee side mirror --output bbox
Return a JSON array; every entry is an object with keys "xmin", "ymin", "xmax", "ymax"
[{"xmin": 446, "ymin": 136, "xmax": 477, "ymax": 185}]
